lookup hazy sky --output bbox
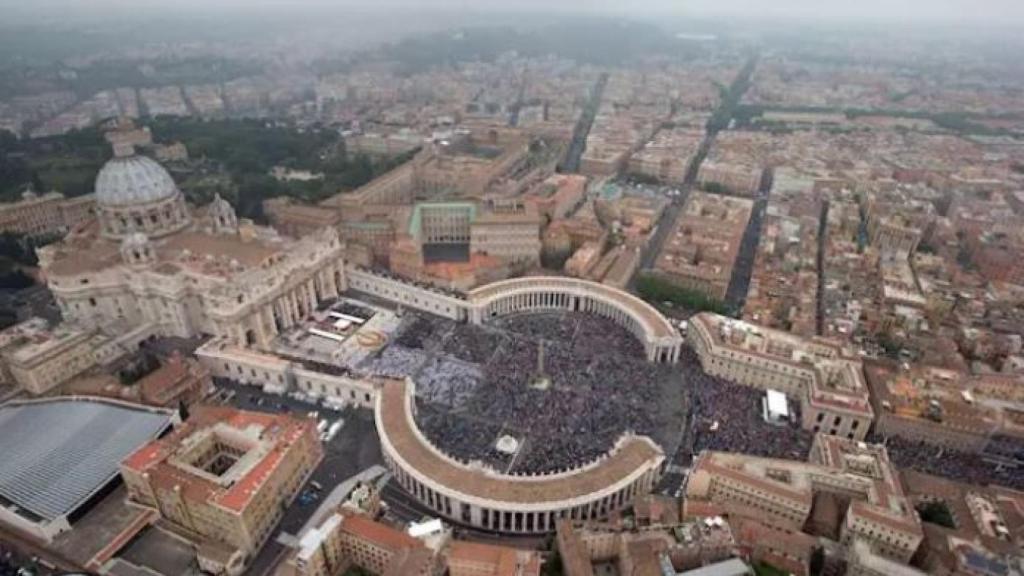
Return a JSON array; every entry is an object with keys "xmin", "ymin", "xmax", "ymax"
[{"xmin": 2, "ymin": 0, "xmax": 1023, "ymax": 27}]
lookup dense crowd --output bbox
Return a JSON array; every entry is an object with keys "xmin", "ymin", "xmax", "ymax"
[
  {"xmin": 359, "ymin": 345, "xmax": 426, "ymax": 378},
  {"xmin": 0, "ymin": 546, "xmax": 31, "ymax": 576},
  {"xmin": 442, "ymin": 322, "xmax": 506, "ymax": 364},
  {"xmin": 332, "ymin": 301, "xmax": 375, "ymax": 321},
  {"xmin": 374, "ymin": 309, "xmax": 1024, "ymax": 498},
  {"xmin": 393, "ymin": 316, "xmax": 442, "ymax": 351},
  {"xmin": 416, "ymin": 356, "xmax": 482, "ymax": 408},
  {"xmin": 870, "ymin": 434, "xmax": 1024, "ymax": 491},
  {"xmin": 402, "ymin": 311, "xmax": 685, "ymax": 475},
  {"xmin": 983, "ymin": 435, "xmax": 1024, "ymax": 463},
  {"xmin": 683, "ymin": 348, "xmax": 813, "ymax": 461}
]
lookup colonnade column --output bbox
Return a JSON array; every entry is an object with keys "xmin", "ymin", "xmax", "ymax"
[
  {"xmin": 276, "ymin": 298, "xmax": 291, "ymax": 328},
  {"xmin": 306, "ymin": 280, "xmax": 317, "ymax": 312},
  {"xmin": 290, "ymin": 290, "xmax": 301, "ymax": 321},
  {"xmin": 263, "ymin": 305, "xmax": 277, "ymax": 338}
]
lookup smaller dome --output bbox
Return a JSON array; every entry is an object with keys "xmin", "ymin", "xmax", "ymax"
[{"xmin": 95, "ymin": 155, "xmax": 180, "ymax": 207}]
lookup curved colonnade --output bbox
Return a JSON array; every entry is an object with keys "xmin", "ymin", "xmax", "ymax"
[
  {"xmin": 466, "ymin": 276, "xmax": 683, "ymax": 364},
  {"xmin": 375, "ymin": 378, "xmax": 665, "ymax": 534},
  {"xmin": 372, "ymin": 275, "xmax": 681, "ymax": 533}
]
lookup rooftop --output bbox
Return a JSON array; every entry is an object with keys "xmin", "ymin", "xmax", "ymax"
[
  {"xmin": 376, "ymin": 378, "xmax": 664, "ymax": 506},
  {"xmin": 0, "ymin": 397, "xmax": 174, "ymax": 522},
  {"xmin": 122, "ymin": 406, "xmax": 314, "ymax": 514}
]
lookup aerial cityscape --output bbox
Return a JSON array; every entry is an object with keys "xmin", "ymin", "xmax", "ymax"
[{"xmin": 1, "ymin": 1, "xmax": 1023, "ymax": 575}]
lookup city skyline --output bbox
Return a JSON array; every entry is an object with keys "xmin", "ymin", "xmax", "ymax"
[
  {"xmin": 2, "ymin": 0, "xmax": 1024, "ymax": 27},
  {"xmin": 0, "ymin": 4, "xmax": 1023, "ymax": 576}
]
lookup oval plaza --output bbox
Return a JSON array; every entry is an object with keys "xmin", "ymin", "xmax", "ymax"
[
  {"xmin": 366, "ymin": 276, "xmax": 683, "ymax": 534},
  {"xmin": 200, "ymin": 256, "xmax": 685, "ymax": 534},
  {"xmin": 377, "ymin": 378, "xmax": 665, "ymax": 534}
]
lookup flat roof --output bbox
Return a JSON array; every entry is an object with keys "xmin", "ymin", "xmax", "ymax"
[
  {"xmin": 678, "ymin": 558, "xmax": 751, "ymax": 576},
  {"xmin": 0, "ymin": 398, "xmax": 173, "ymax": 522},
  {"xmin": 766, "ymin": 390, "xmax": 789, "ymax": 417}
]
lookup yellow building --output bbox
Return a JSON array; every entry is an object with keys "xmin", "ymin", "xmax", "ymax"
[
  {"xmin": 290, "ymin": 511, "xmax": 440, "ymax": 576},
  {"xmin": 121, "ymin": 407, "xmax": 323, "ymax": 569},
  {"xmin": 447, "ymin": 540, "xmax": 542, "ymax": 576},
  {"xmin": 0, "ymin": 190, "xmax": 94, "ymax": 237},
  {"xmin": 687, "ymin": 435, "xmax": 923, "ymax": 564},
  {"xmin": 688, "ymin": 312, "xmax": 874, "ymax": 440}
]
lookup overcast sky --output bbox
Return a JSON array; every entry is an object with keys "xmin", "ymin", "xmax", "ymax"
[{"xmin": 2, "ymin": 0, "xmax": 1023, "ymax": 27}]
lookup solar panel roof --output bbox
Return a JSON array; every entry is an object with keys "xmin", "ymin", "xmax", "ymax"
[{"xmin": 0, "ymin": 398, "xmax": 173, "ymax": 522}]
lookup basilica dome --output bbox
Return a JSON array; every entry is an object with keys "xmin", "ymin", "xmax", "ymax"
[
  {"xmin": 95, "ymin": 154, "xmax": 180, "ymax": 208},
  {"xmin": 94, "ymin": 152, "xmax": 190, "ymax": 239}
]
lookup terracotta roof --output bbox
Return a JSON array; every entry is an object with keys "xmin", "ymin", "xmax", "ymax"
[
  {"xmin": 449, "ymin": 541, "xmax": 541, "ymax": 576},
  {"xmin": 218, "ymin": 447, "xmax": 285, "ymax": 512},
  {"xmin": 341, "ymin": 514, "xmax": 421, "ymax": 551},
  {"xmin": 121, "ymin": 406, "xmax": 315, "ymax": 515}
]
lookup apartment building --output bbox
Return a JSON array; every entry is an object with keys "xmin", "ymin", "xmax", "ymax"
[
  {"xmin": 687, "ymin": 435, "xmax": 923, "ymax": 564},
  {"xmin": 0, "ymin": 191, "xmax": 95, "ymax": 237},
  {"xmin": 688, "ymin": 313, "xmax": 874, "ymax": 440},
  {"xmin": 120, "ymin": 407, "xmax": 323, "ymax": 562}
]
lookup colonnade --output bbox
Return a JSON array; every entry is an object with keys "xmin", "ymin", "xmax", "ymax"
[
  {"xmin": 376, "ymin": 379, "xmax": 664, "ymax": 535},
  {"xmin": 469, "ymin": 285, "xmax": 682, "ymax": 364},
  {"xmin": 384, "ymin": 450, "xmax": 661, "ymax": 534}
]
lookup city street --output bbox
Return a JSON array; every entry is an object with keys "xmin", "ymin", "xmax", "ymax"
[
  {"xmin": 212, "ymin": 379, "xmax": 384, "ymax": 576},
  {"xmin": 559, "ymin": 73, "xmax": 608, "ymax": 173},
  {"xmin": 723, "ymin": 168, "xmax": 772, "ymax": 312}
]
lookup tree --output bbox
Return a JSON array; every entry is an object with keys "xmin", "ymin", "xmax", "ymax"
[
  {"xmin": 0, "ymin": 232, "xmax": 43, "ymax": 266},
  {"xmin": 809, "ymin": 546, "xmax": 826, "ymax": 576},
  {"xmin": 541, "ymin": 548, "xmax": 565, "ymax": 576},
  {"xmin": 635, "ymin": 273, "xmax": 730, "ymax": 315},
  {"xmin": 0, "ymin": 266, "xmax": 34, "ymax": 290},
  {"xmin": 702, "ymin": 181, "xmax": 730, "ymax": 195},
  {"xmin": 917, "ymin": 500, "xmax": 956, "ymax": 528},
  {"xmin": 30, "ymin": 171, "xmax": 45, "ymax": 193},
  {"xmin": 119, "ymin": 352, "xmax": 161, "ymax": 386}
]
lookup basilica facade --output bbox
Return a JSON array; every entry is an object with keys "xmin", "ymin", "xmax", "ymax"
[{"xmin": 37, "ymin": 144, "xmax": 347, "ymax": 348}]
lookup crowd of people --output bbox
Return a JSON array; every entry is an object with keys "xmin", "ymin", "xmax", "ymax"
[
  {"xmin": 869, "ymin": 434, "xmax": 1024, "ymax": 491},
  {"xmin": 0, "ymin": 546, "xmax": 32, "ymax": 576},
  {"xmin": 393, "ymin": 315, "xmax": 443, "ymax": 351},
  {"xmin": 332, "ymin": 301, "xmax": 375, "ymax": 321},
  {"xmin": 392, "ymin": 311, "xmax": 685, "ymax": 475},
  {"xmin": 367, "ymin": 308, "xmax": 1024, "ymax": 496},
  {"xmin": 415, "ymin": 356, "xmax": 482, "ymax": 408},
  {"xmin": 682, "ymin": 347, "xmax": 813, "ymax": 462},
  {"xmin": 983, "ymin": 435, "xmax": 1024, "ymax": 463},
  {"xmin": 359, "ymin": 345, "xmax": 426, "ymax": 379},
  {"xmin": 442, "ymin": 322, "xmax": 506, "ymax": 364},
  {"xmin": 375, "ymin": 309, "xmax": 820, "ymax": 475}
]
